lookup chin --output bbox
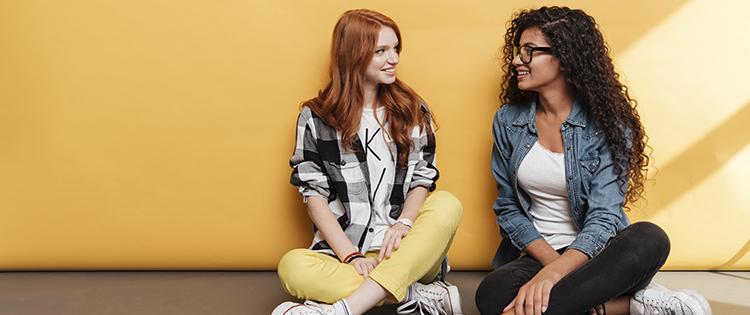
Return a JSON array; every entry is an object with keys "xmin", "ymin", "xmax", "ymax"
[
  {"xmin": 380, "ymin": 78, "xmax": 397, "ymax": 85},
  {"xmin": 517, "ymin": 82, "xmax": 535, "ymax": 92}
]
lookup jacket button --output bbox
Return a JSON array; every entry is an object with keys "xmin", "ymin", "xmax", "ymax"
[
  {"xmin": 340, "ymin": 161, "xmax": 346, "ymax": 166},
  {"xmin": 525, "ymin": 143, "xmax": 531, "ymax": 148},
  {"xmin": 568, "ymin": 175, "xmax": 574, "ymax": 180},
  {"xmin": 368, "ymin": 228, "xmax": 374, "ymax": 232}
]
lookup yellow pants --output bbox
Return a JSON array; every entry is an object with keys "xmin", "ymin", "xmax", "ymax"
[{"xmin": 277, "ymin": 190, "xmax": 462, "ymax": 303}]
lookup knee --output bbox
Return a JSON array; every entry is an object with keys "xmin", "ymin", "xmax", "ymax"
[
  {"xmin": 277, "ymin": 248, "xmax": 313, "ymax": 291},
  {"xmin": 426, "ymin": 190, "xmax": 463, "ymax": 227},
  {"xmin": 475, "ymin": 273, "xmax": 515, "ymax": 315},
  {"xmin": 630, "ymin": 221, "xmax": 671, "ymax": 257}
]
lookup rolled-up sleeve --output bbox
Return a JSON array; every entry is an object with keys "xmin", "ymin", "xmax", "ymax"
[
  {"xmin": 289, "ymin": 107, "xmax": 331, "ymax": 202},
  {"xmin": 409, "ymin": 117, "xmax": 439, "ymax": 192}
]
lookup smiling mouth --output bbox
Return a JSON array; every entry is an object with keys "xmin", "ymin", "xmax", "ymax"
[
  {"xmin": 382, "ymin": 68, "xmax": 395, "ymax": 73},
  {"xmin": 517, "ymin": 70, "xmax": 529, "ymax": 75}
]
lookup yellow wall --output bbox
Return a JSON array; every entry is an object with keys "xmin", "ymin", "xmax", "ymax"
[{"xmin": 1, "ymin": 0, "xmax": 748, "ymax": 270}]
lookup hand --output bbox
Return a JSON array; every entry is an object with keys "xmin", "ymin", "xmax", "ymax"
[
  {"xmin": 588, "ymin": 304, "xmax": 605, "ymax": 315},
  {"xmin": 503, "ymin": 268, "xmax": 563, "ymax": 315},
  {"xmin": 378, "ymin": 222, "xmax": 410, "ymax": 261},
  {"xmin": 349, "ymin": 256, "xmax": 379, "ymax": 278}
]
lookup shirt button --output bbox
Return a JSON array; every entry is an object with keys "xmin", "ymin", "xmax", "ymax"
[{"xmin": 368, "ymin": 228, "xmax": 374, "ymax": 232}]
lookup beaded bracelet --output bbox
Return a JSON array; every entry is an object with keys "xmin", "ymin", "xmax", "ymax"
[{"xmin": 342, "ymin": 251, "xmax": 365, "ymax": 264}]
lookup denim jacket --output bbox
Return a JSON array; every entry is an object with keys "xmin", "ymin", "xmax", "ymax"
[{"xmin": 491, "ymin": 98, "xmax": 630, "ymax": 269}]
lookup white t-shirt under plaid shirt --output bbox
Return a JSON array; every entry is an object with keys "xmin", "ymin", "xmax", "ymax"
[{"xmin": 358, "ymin": 106, "xmax": 396, "ymax": 250}]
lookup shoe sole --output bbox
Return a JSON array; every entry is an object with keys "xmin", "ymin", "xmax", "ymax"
[
  {"xmin": 271, "ymin": 301, "xmax": 300, "ymax": 315},
  {"xmin": 682, "ymin": 290, "xmax": 712, "ymax": 315},
  {"xmin": 447, "ymin": 285, "xmax": 463, "ymax": 315}
]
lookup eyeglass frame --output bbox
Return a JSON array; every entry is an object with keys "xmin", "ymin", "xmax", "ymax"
[{"xmin": 514, "ymin": 45, "xmax": 553, "ymax": 64}]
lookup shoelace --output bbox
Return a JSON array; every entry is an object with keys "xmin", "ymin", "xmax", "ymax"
[
  {"xmin": 293, "ymin": 301, "xmax": 330, "ymax": 315},
  {"xmin": 396, "ymin": 298, "xmax": 445, "ymax": 315},
  {"xmin": 641, "ymin": 295, "xmax": 685, "ymax": 315},
  {"xmin": 396, "ymin": 284, "xmax": 449, "ymax": 315}
]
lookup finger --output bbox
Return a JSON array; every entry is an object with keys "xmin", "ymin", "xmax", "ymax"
[
  {"xmin": 386, "ymin": 235, "xmax": 397, "ymax": 258},
  {"xmin": 541, "ymin": 282, "xmax": 553, "ymax": 314},
  {"xmin": 515, "ymin": 288, "xmax": 526, "ymax": 315},
  {"xmin": 353, "ymin": 261, "xmax": 363, "ymax": 276},
  {"xmin": 524, "ymin": 284, "xmax": 535, "ymax": 315},
  {"xmin": 503, "ymin": 297, "xmax": 516, "ymax": 312},
  {"xmin": 379, "ymin": 232, "xmax": 391, "ymax": 261},
  {"xmin": 533, "ymin": 283, "xmax": 543, "ymax": 315},
  {"xmin": 361, "ymin": 262, "xmax": 369, "ymax": 278},
  {"xmin": 393, "ymin": 234, "xmax": 402, "ymax": 251}
]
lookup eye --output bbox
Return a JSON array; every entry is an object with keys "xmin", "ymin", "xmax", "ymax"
[{"xmin": 375, "ymin": 48, "xmax": 385, "ymax": 54}]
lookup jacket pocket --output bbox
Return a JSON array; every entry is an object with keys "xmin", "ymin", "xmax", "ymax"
[
  {"xmin": 328, "ymin": 158, "xmax": 366, "ymax": 194},
  {"xmin": 579, "ymin": 155, "xmax": 600, "ymax": 192}
]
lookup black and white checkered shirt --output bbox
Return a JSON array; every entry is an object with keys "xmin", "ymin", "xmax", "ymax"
[{"xmin": 290, "ymin": 106, "xmax": 439, "ymax": 255}]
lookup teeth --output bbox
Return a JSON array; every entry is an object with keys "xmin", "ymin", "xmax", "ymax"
[
  {"xmin": 517, "ymin": 71, "xmax": 529, "ymax": 75},
  {"xmin": 383, "ymin": 68, "xmax": 395, "ymax": 72}
]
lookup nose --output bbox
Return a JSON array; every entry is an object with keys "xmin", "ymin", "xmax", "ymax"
[
  {"xmin": 512, "ymin": 52, "xmax": 523, "ymax": 66},
  {"xmin": 388, "ymin": 50, "xmax": 399, "ymax": 65}
]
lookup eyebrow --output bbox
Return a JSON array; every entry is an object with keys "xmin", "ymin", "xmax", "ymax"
[
  {"xmin": 376, "ymin": 42, "xmax": 400, "ymax": 48},
  {"xmin": 520, "ymin": 42, "xmax": 542, "ymax": 48}
]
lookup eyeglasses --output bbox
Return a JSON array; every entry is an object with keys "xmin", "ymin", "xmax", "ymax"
[{"xmin": 514, "ymin": 45, "xmax": 553, "ymax": 64}]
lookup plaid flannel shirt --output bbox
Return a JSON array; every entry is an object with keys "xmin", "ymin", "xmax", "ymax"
[{"xmin": 290, "ymin": 106, "xmax": 439, "ymax": 256}]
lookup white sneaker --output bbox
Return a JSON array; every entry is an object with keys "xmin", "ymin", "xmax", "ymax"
[
  {"xmin": 630, "ymin": 283, "xmax": 712, "ymax": 315},
  {"xmin": 271, "ymin": 301, "xmax": 338, "ymax": 315},
  {"xmin": 396, "ymin": 281, "xmax": 463, "ymax": 315}
]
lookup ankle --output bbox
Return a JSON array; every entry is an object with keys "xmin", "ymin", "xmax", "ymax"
[{"xmin": 334, "ymin": 299, "xmax": 353, "ymax": 315}]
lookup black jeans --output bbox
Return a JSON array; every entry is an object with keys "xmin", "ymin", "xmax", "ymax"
[{"xmin": 475, "ymin": 222, "xmax": 670, "ymax": 315}]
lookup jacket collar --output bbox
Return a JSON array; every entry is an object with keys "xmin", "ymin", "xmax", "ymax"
[{"xmin": 512, "ymin": 96, "xmax": 588, "ymax": 132}]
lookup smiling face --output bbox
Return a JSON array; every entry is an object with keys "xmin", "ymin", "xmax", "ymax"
[
  {"xmin": 364, "ymin": 26, "xmax": 400, "ymax": 89},
  {"xmin": 513, "ymin": 27, "xmax": 566, "ymax": 93}
]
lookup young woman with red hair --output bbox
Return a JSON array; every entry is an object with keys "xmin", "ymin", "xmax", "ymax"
[{"xmin": 273, "ymin": 9, "xmax": 463, "ymax": 315}]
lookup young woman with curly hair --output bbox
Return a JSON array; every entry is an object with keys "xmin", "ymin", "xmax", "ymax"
[
  {"xmin": 272, "ymin": 9, "xmax": 463, "ymax": 315},
  {"xmin": 476, "ymin": 6, "xmax": 711, "ymax": 315}
]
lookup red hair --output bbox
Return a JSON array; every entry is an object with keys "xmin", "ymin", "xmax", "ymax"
[{"xmin": 303, "ymin": 9, "xmax": 433, "ymax": 167}]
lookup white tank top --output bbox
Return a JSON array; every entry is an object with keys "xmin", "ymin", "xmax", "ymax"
[{"xmin": 517, "ymin": 141, "xmax": 579, "ymax": 249}]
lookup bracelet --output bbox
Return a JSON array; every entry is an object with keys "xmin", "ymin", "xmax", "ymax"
[
  {"xmin": 396, "ymin": 218, "xmax": 413, "ymax": 228},
  {"xmin": 342, "ymin": 251, "xmax": 365, "ymax": 264}
]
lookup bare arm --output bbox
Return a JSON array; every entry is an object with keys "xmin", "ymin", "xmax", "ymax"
[
  {"xmin": 306, "ymin": 196, "xmax": 358, "ymax": 261},
  {"xmin": 540, "ymin": 248, "xmax": 589, "ymax": 279},
  {"xmin": 524, "ymin": 239, "xmax": 562, "ymax": 266},
  {"xmin": 399, "ymin": 186, "xmax": 428, "ymax": 222}
]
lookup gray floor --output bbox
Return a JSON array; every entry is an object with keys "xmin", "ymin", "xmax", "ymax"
[{"xmin": 0, "ymin": 271, "xmax": 747, "ymax": 314}]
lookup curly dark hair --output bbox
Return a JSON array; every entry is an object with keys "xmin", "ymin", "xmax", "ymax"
[{"xmin": 499, "ymin": 6, "xmax": 650, "ymax": 207}]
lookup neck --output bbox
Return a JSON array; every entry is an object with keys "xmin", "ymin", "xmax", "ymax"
[
  {"xmin": 536, "ymin": 85, "xmax": 574, "ymax": 119},
  {"xmin": 363, "ymin": 83, "xmax": 378, "ymax": 110}
]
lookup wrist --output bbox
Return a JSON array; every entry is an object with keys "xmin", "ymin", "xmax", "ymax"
[
  {"xmin": 539, "ymin": 265, "xmax": 564, "ymax": 280},
  {"xmin": 395, "ymin": 218, "xmax": 413, "ymax": 228},
  {"xmin": 342, "ymin": 251, "xmax": 365, "ymax": 264}
]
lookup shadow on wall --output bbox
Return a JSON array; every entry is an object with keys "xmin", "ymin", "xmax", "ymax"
[
  {"xmin": 639, "ymin": 101, "xmax": 750, "ymax": 267},
  {"xmin": 642, "ymin": 101, "xmax": 750, "ymax": 215}
]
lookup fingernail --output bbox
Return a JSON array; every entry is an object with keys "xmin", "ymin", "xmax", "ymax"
[{"xmin": 542, "ymin": 306, "xmax": 547, "ymax": 313}]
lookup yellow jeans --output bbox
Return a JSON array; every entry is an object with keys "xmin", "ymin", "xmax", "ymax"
[{"xmin": 277, "ymin": 190, "xmax": 462, "ymax": 303}]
